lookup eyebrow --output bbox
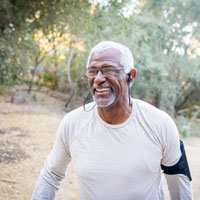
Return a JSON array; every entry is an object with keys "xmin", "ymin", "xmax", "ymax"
[
  {"xmin": 88, "ymin": 65, "xmax": 116, "ymax": 69},
  {"xmin": 102, "ymin": 65, "xmax": 115, "ymax": 68}
]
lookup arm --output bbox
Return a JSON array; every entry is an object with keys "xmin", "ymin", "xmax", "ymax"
[
  {"xmin": 159, "ymin": 114, "xmax": 193, "ymax": 199},
  {"xmin": 165, "ymin": 174, "xmax": 193, "ymax": 200},
  {"xmin": 31, "ymin": 117, "xmax": 71, "ymax": 200},
  {"xmin": 162, "ymin": 140, "xmax": 193, "ymax": 200}
]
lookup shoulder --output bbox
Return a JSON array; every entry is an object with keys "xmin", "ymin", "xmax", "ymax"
[
  {"xmin": 133, "ymin": 99, "xmax": 178, "ymax": 137},
  {"xmin": 133, "ymin": 99, "xmax": 173, "ymax": 123},
  {"xmin": 132, "ymin": 99, "xmax": 180, "ymax": 163}
]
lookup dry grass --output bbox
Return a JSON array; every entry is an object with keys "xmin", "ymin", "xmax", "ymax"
[
  {"xmin": 0, "ymin": 90, "xmax": 79, "ymax": 200},
  {"xmin": 0, "ymin": 89, "xmax": 199, "ymax": 200}
]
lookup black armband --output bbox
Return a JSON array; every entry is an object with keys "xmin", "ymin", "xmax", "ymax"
[{"xmin": 161, "ymin": 140, "xmax": 192, "ymax": 181}]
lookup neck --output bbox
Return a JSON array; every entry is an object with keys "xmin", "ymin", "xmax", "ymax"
[{"xmin": 97, "ymin": 99, "xmax": 132, "ymax": 125}]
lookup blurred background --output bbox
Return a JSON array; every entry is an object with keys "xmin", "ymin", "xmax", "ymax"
[{"xmin": 0, "ymin": 0, "xmax": 199, "ymax": 199}]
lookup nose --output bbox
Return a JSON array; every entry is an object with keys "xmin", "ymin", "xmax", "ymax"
[{"xmin": 94, "ymin": 70, "xmax": 106, "ymax": 85}]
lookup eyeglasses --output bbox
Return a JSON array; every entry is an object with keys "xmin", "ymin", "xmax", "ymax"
[{"xmin": 86, "ymin": 66, "xmax": 124, "ymax": 77}]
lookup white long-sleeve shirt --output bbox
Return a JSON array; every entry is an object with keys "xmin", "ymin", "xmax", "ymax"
[{"xmin": 31, "ymin": 99, "xmax": 193, "ymax": 200}]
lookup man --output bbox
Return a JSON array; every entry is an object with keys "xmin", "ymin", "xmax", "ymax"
[{"xmin": 32, "ymin": 41, "xmax": 193, "ymax": 200}]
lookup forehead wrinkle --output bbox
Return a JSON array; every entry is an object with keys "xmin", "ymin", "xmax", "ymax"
[
  {"xmin": 91, "ymin": 48, "xmax": 121, "ymax": 61},
  {"xmin": 89, "ymin": 48, "xmax": 123, "ymax": 69},
  {"xmin": 88, "ymin": 60, "xmax": 119, "ymax": 68}
]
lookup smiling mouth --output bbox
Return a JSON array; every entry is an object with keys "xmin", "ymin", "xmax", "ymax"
[{"xmin": 95, "ymin": 88, "xmax": 110, "ymax": 93}]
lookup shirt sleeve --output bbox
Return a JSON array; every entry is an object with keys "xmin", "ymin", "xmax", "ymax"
[
  {"xmin": 160, "ymin": 114, "xmax": 181, "ymax": 166},
  {"xmin": 31, "ymin": 116, "xmax": 71, "ymax": 200},
  {"xmin": 159, "ymin": 114, "xmax": 193, "ymax": 199},
  {"xmin": 165, "ymin": 174, "xmax": 193, "ymax": 200}
]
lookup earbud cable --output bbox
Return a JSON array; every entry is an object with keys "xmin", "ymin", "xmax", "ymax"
[{"xmin": 83, "ymin": 90, "xmax": 96, "ymax": 112}]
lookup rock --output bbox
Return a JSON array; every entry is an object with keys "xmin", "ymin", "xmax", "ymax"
[{"xmin": 10, "ymin": 91, "xmax": 27, "ymax": 104}]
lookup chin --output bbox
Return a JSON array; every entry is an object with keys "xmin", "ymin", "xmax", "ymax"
[{"xmin": 93, "ymin": 96, "xmax": 115, "ymax": 108}]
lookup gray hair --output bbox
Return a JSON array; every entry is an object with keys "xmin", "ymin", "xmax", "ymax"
[{"xmin": 86, "ymin": 41, "xmax": 134, "ymax": 73}]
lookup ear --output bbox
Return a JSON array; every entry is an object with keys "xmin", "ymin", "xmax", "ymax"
[
  {"xmin": 130, "ymin": 68, "xmax": 136, "ymax": 79},
  {"xmin": 128, "ymin": 68, "xmax": 136, "ymax": 86}
]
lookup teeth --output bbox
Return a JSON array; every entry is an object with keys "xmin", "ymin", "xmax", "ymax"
[{"xmin": 96, "ymin": 88, "xmax": 110, "ymax": 92}]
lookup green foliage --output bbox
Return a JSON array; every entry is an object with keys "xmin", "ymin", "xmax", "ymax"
[
  {"xmin": 175, "ymin": 116, "xmax": 191, "ymax": 137},
  {"xmin": 31, "ymin": 92, "xmax": 37, "ymax": 101},
  {"xmin": 0, "ymin": 37, "xmax": 29, "ymax": 85},
  {"xmin": 42, "ymin": 71, "xmax": 55, "ymax": 87},
  {"xmin": 123, "ymin": 0, "xmax": 200, "ymax": 117},
  {"xmin": 0, "ymin": 0, "xmax": 199, "ymax": 126},
  {"xmin": 0, "ymin": 0, "xmax": 42, "ymax": 84}
]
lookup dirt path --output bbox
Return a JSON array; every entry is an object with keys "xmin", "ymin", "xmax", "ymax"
[{"xmin": 0, "ymin": 93, "xmax": 199, "ymax": 200}]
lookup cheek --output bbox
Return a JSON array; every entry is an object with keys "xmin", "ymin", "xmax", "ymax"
[
  {"xmin": 115, "ymin": 80, "xmax": 128, "ymax": 95},
  {"xmin": 112, "ymin": 78, "xmax": 125, "ymax": 89}
]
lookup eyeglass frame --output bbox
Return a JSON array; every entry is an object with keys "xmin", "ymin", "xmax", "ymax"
[{"xmin": 85, "ymin": 65, "xmax": 125, "ymax": 77}]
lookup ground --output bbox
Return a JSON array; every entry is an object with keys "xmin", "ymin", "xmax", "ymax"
[{"xmin": 0, "ymin": 89, "xmax": 199, "ymax": 200}]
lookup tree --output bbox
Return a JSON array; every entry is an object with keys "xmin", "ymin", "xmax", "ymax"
[
  {"xmin": 0, "ymin": 0, "xmax": 46, "ymax": 85},
  {"xmin": 121, "ymin": 0, "xmax": 200, "ymax": 117}
]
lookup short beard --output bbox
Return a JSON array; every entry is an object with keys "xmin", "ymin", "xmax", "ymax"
[{"xmin": 93, "ymin": 93, "xmax": 115, "ymax": 108}]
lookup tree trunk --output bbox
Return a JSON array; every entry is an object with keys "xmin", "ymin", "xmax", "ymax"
[
  {"xmin": 28, "ymin": 72, "xmax": 34, "ymax": 94},
  {"xmin": 28, "ymin": 54, "xmax": 46, "ymax": 94},
  {"xmin": 154, "ymin": 91, "xmax": 161, "ymax": 108},
  {"xmin": 52, "ymin": 32, "xmax": 58, "ymax": 90},
  {"xmin": 28, "ymin": 64, "xmax": 38, "ymax": 94},
  {"xmin": 174, "ymin": 88, "xmax": 196, "ymax": 117},
  {"xmin": 65, "ymin": 39, "xmax": 79, "ymax": 110}
]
